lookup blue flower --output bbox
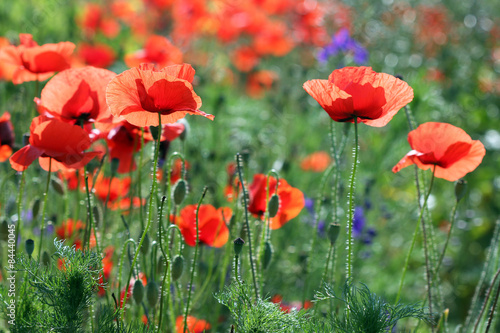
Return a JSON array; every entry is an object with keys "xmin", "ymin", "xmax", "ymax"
[{"xmin": 317, "ymin": 28, "xmax": 368, "ymax": 65}]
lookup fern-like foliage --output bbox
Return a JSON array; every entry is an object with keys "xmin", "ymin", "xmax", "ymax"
[{"xmin": 314, "ymin": 281, "xmax": 433, "ymax": 333}]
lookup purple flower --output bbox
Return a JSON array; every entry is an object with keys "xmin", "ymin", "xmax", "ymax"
[
  {"xmin": 352, "ymin": 206, "xmax": 366, "ymax": 238},
  {"xmin": 317, "ymin": 28, "xmax": 368, "ymax": 65}
]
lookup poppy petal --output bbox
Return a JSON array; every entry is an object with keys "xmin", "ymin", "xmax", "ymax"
[
  {"xmin": 9, "ymin": 145, "xmax": 43, "ymax": 171},
  {"xmin": 303, "ymin": 79, "xmax": 354, "ymax": 122}
]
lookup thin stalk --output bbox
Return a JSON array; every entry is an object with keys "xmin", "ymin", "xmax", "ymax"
[
  {"xmin": 84, "ymin": 175, "xmax": 100, "ymax": 253},
  {"xmin": 473, "ymin": 266, "xmax": 500, "ymax": 333},
  {"xmin": 395, "ymin": 167, "xmax": 436, "ymax": 304},
  {"xmin": 120, "ymin": 112, "xmax": 162, "ymax": 320},
  {"xmin": 15, "ymin": 170, "xmax": 26, "ymax": 254},
  {"xmin": 485, "ymin": 276, "xmax": 500, "ymax": 333},
  {"xmin": 346, "ymin": 117, "xmax": 359, "ymax": 282},
  {"xmin": 38, "ymin": 158, "xmax": 52, "ymax": 260},
  {"xmin": 434, "ymin": 200, "xmax": 459, "ymax": 276},
  {"xmin": 322, "ymin": 243, "xmax": 334, "ymax": 285},
  {"xmin": 117, "ymin": 238, "xmax": 137, "ymax": 308},
  {"xmin": 236, "ymin": 153, "xmax": 260, "ymax": 300},
  {"xmin": 183, "ymin": 187, "xmax": 208, "ymax": 333}
]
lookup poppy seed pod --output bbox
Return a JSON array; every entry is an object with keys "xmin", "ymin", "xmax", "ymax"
[
  {"xmin": 42, "ymin": 251, "xmax": 51, "ymax": 266},
  {"xmin": 262, "ymin": 241, "xmax": 273, "ymax": 269},
  {"xmin": 25, "ymin": 239, "xmax": 34, "ymax": 257},
  {"xmin": 146, "ymin": 281, "xmax": 159, "ymax": 308},
  {"xmin": 133, "ymin": 280, "xmax": 145, "ymax": 304},
  {"xmin": 171, "ymin": 255, "xmax": 184, "ymax": 281},
  {"xmin": 173, "ymin": 179, "xmax": 187, "ymax": 205},
  {"xmin": 455, "ymin": 179, "xmax": 467, "ymax": 203},
  {"xmin": 31, "ymin": 198, "xmax": 41, "ymax": 219},
  {"xmin": 328, "ymin": 223, "xmax": 341, "ymax": 245},
  {"xmin": 233, "ymin": 238, "xmax": 245, "ymax": 256},
  {"xmin": 268, "ymin": 194, "xmax": 280, "ymax": 218},
  {"xmin": 139, "ymin": 232, "xmax": 150, "ymax": 255}
]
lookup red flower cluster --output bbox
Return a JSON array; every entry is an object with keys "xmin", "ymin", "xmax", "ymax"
[{"xmin": 0, "ymin": 112, "xmax": 14, "ymax": 162}]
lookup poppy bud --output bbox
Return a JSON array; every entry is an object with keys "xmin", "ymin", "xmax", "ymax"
[
  {"xmin": 268, "ymin": 194, "xmax": 280, "ymax": 218},
  {"xmin": 42, "ymin": 251, "xmax": 51, "ymax": 266},
  {"xmin": 133, "ymin": 280, "xmax": 145, "ymax": 304},
  {"xmin": 31, "ymin": 198, "xmax": 41, "ymax": 219},
  {"xmin": 455, "ymin": 179, "xmax": 467, "ymax": 203},
  {"xmin": 25, "ymin": 239, "xmax": 34, "ymax": 258},
  {"xmin": 93, "ymin": 205, "xmax": 101, "ymax": 227},
  {"xmin": 146, "ymin": 281, "xmax": 159, "ymax": 308},
  {"xmin": 240, "ymin": 149, "xmax": 250, "ymax": 165},
  {"xmin": 229, "ymin": 214, "xmax": 236, "ymax": 227},
  {"xmin": 327, "ymin": 223, "xmax": 341, "ymax": 245},
  {"xmin": 233, "ymin": 238, "xmax": 245, "ymax": 256},
  {"xmin": 51, "ymin": 178, "xmax": 65, "ymax": 195},
  {"xmin": 139, "ymin": 232, "xmax": 150, "ymax": 255},
  {"xmin": 171, "ymin": 255, "xmax": 184, "ymax": 281},
  {"xmin": 262, "ymin": 241, "xmax": 273, "ymax": 269},
  {"xmin": 157, "ymin": 255, "xmax": 166, "ymax": 275},
  {"xmin": 173, "ymin": 179, "xmax": 187, "ymax": 205},
  {"xmin": 0, "ymin": 220, "xmax": 8, "ymax": 242},
  {"xmin": 149, "ymin": 125, "xmax": 160, "ymax": 141}
]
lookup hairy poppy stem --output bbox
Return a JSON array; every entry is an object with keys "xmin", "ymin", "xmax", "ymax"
[
  {"xmin": 183, "ymin": 187, "xmax": 208, "ymax": 333},
  {"xmin": 434, "ymin": 200, "xmax": 459, "ymax": 276},
  {"xmin": 38, "ymin": 158, "xmax": 51, "ymax": 261},
  {"xmin": 236, "ymin": 153, "xmax": 260, "ymax": 300},
  {"xmin": 473, "ymin": 266, "xmax": 500, "ymax": 333},
  {"xmin": 395, "ymin": 167, "xmax": 436, "ymax": 305},
  {"xmin": 121, "ymin": 112, "xmax": 162, "ymax": 320},
  {"xmin": 346, "ymin": 117, "xmax": 359, "ymax": 282},
  {"xmin": 15, "ymin": 170, "xmax": 25, "ymax": 254},
  {"xmin": 84, "ymin": 174, "xmax": 100, "ymax": 253}
]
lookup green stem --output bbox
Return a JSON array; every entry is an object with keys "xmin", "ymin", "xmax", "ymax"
[
  {"xmin": 15, "ymin": 171, "xmax": 25, "ymax": 254},
  {"xmin": 120, "ymin": 113, "xmax": 162, "ymax": 320},
  {"xmin": 183, "ymin": 187, "xmax": 208, "ymax": 333},
  {"xmin": 38, "ymin": 158, "xmax": 51, "ymax": 260},
  {"xmin": 434, "ymin": 200, "xmax": 459, "ymax": 276},
  {"xmin": 236, "ymin": 153, "xmax": 260, "ymax": 300},
  {"xmin": 473, "ymin": 266, "xmax": 500, "ymax": 333},
  {"xmin": 395, "ymin": 167, "xmax": 436, "ymax": 304},
  {"xmin": 84, "ymin": 175, "xmax": 100, "ymax": 253},
  {"xmin": 346, "ymin": 117, "xmax": 359, "ymax": 282}
]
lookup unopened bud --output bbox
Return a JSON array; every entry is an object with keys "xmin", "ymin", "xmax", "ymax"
[
  {"xmin": 140, "ymin": 233, "xmax": 150, "ymax": 255},
  {"xmin": 262, "ymin": 241, "xmax": 273, "ymax": 269},
  {"xmin": 455, "ymin": 179, "xmax": 467, "ymax": 203},
  {"xmin": 51, "ymin": 178, "xmax": 65, "ymax": 195},
  {"xmin": 32, "ymin": 198, "xmax": 41, "ymax": 219},
  {"xmin": 327, "ymin": 223, "xmax": 340, "ymax": 245},
  {"xmin": 93, "ymin": 205, "xmax": 101, "ymax": 227},
  {"xmin": 146, "ymin": 281, "xmax": 159, "ymax": 308},
  {"xmin": 233, "ymin": 238, "xmax": 245, "ymax": 256},
  {"xmin": 133, "ymin": 280, "xmax": 145, "ymax": 304},
  {"xmin": 171, "ymin": 255, "xmax": 184, "ymax": 281},
  {"xmin": 268, "ymin": 194, "xmax": 280, "ymax": 218},
  {"xmin": 42, "ymin": 251, "xmax": 51, "ymax": 266},
  {"xmin": 173, "ymin": 179, "xmax": 187, "ymax": 205},
  {"xmin": 25, "ymin": 239, "xmax": 34, "ymax": 258}
]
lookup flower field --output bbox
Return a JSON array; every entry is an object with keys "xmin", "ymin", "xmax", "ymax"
[{"xmin": 0, "ymin": 0, "xmax": 499, "ymax": 332}]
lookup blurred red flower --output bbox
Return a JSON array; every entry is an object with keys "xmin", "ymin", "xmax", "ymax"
[
  {"xmin": 9, "ymin": 116, "xmax": 102, "ymax": 172},
  {"xmin": 175, "ymin": 204, "xmax": 231, "ymax": 247},
  {"xmin": 35, "ymin": 66, "xmax": 116, "ymax": 126},
  {"xmin": 0, "ymin": 112, "xmax": 14, "ymax": 162},
  {"xmin": 56, "ymin": 218, "xmax": 95, "ymax": 250},
  {"xmin": 169, "ymin": 158, "xmax": 190, "ymax": 184},
  {"xmin": 300, "ymin": 151, "xmax": 332, "ymax": 172},
  {"xmin": 76, "ymin": 43, "xmax": 116, "ymax": 68},
  {"xmin": 125, "ymin": 35, "xmax": 183, "ymax": 68},
  {"xmin": 303, "ymin": 66, "xmax": 413, "ymax": 127},
  {"xmin": 231, "ymin": 46, "xmax": 260, "ymax": 72},
  {"xmin": 0, "ymin": 34, "xmax": 74, "ymax": 84},
  {"xmin": 80, "ymin": 3, "xmax": 120, "ymax": 38},
  {"xmin": 93, "ymin": 175, "xmax": 131, "ymax": 203},
  {"xmin": 175, "ymin": 315, "xmax": 211, "ymax": 333},
  {"xmin": 392, "ymin": 122, "xmax": 486, "ymax": 182},
  {"xmin": 246, "ymin": 70, "xmax": 278, "ymax": 98},
  {"xmin": 106, "ymin": 63, "xmax": 214, "ymax": 127},
  {"xmin": 248, "ymin": 174, "xmax": 305, "ymax": 230}
]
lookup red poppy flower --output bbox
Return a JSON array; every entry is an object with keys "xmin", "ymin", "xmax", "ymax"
[
  {"xmin": 108, "ymin": 197, "xmax": 146, "ymax": 213},
  {"xmin": 0, "ymin": 37, "xmax": 16, "ymax": 81},
  {"xmin": 80, "ymin": 3, "xmax": 120, "ymax": 38},
  {"xmin": 300, "ymin": 151, "xmax": 332, "ymax": 172},
  {"xmin": 246, "ymin": 70, "xmax": 278, "ymax": 98},
  {"xmin": 392, "ymin": 122, "xmax": 486, "ymax": 181},
  {"xmin": 55, "ymin": 218, "xmax": 95, "ymax": 250},
  {"xmin": 106, "ymin": 63, "xmax": 214, "ymax": 127},
  {"xmin": 0, "ymin": 112, "xmax": 14, "ymax": 162},
  {"xmin": 271, "ymin": 294, "xmax": 313, "ymax": 313},
  {"xmin": 253, "ymin": 21, "xmax": 295, "ymax": 57},
  {"xmin": 248, "ymin": 174, "xmax": 305, "ymax": 230},
  {"xmin": 169, "ymin": 159, "xmax": 190, "ymax": 184},
  {"xmin": 0, "ymin": 34, "xmax": 74, "ymax": 84},
  {"xmin": 76, "ymin": 43, "xmax": 116, "ymax": 68},
  {"xmin": 9, "ymin": 116, "xmax": 102, "ymax": 172},
  {"xmin": 93, "ymin": 175, "xmax": 131, "ymax": 203},
  {"xmin": 125, "ymin": 35, "xmax": 183, "ymax": 69},
  {"xmin": 231, "ymin": 46, "xmax": 260, "ymax": 72},
  {"xmin": 303, "ymin": 67, "xmax": 414, "ymax": 127},
  {"xmin": 175, "ymin": 204, "xmax": 231, "ymax": 248},
  {"xmin": 58, "ymin": 169, "xmax": 88, "ymax": 191},
  {"xmin": 176, "ymin": 315, "xmax": 211, "ymax": 333},
  {"xmin": 35, "ymin": 66, "xmax": 116, "ymax": 126}
]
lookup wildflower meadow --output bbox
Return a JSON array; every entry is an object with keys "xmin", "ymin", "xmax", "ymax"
[{"xmin": 0, "ymin": 0, "xmax": 499, "ymax": 332}]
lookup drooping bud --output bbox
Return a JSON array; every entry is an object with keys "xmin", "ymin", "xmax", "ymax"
[
  {"xmin": 51, "ymin": 178, "xmax": 65, "ymax": 195},
  {"xmin": 42, "ymin": 251, "xmax": 51, "ymax": 266},
  {"xmin": 327, "ymin": 223, "xmax": 341, "ymax": 245},
  {"xmin": 455, "ymin": 179, "xmax": 467, "ymax": 203},
  {"xmin": 31, "ymin": 198, "xmax": 41, "ymax": 219},
  {"xmin": 133, "ymin": 280, "xmax": 145, "ymax": 304},
  {"xmin": 233, "ymin": 238, "xmax": 245, "ymax": 256},
  {"xmin": 268, "ymin": 194, "xmax": 280, "ymax": 218},
  {"xmin": 262, "ymin": 241, "xmax": 273, "ymax": 269},
  {"xmin": 149, "ymin": 125, "xmax": 160, "ymax": 141},
  {"xmin": 157, "ymin": 255, "xmax": 166, "ymax": 275},
  {"xmin": 146, "ymin": 281, "xmax": 159, "ymax": 308},
  {"xmin": 171, "ymin": 255, "xmax": 184, "ymax": 281},
  {"xmin": 25, "ymin": 239, "xmax": 34, "ymax": 258},
  {"xmin": 173, "ymin": 179, "xmax": 187, "ymax": 205}
]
